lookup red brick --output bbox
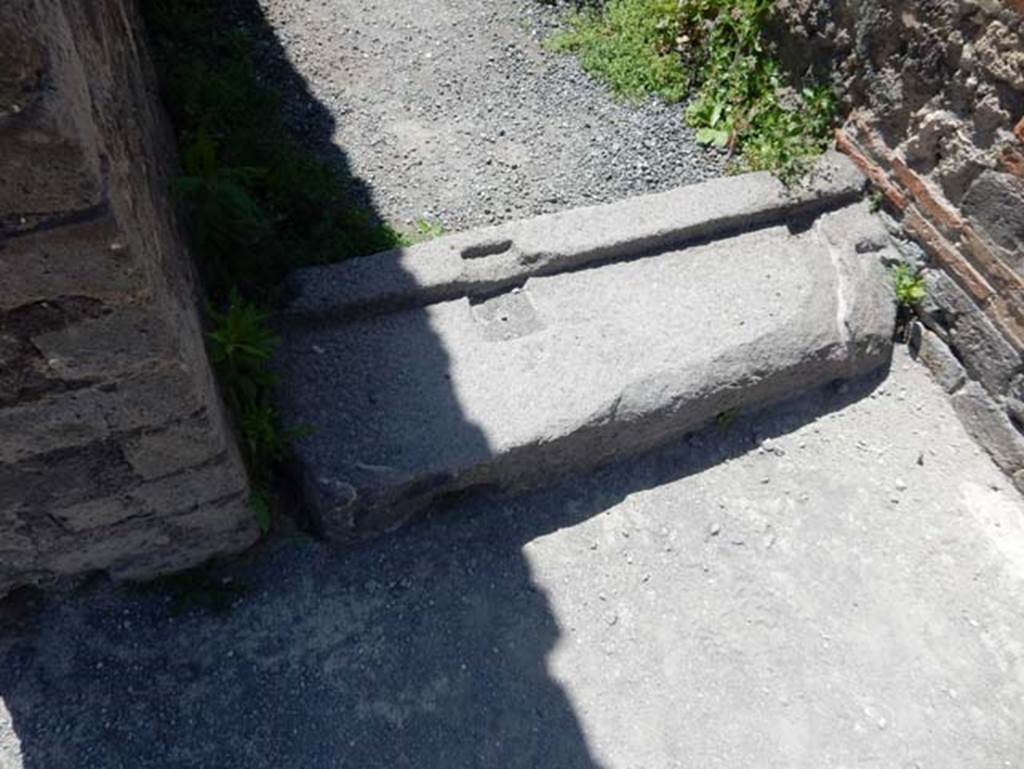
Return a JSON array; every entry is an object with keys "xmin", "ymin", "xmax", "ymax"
[
  {"xmin": 904, "ymin": 207, "xmax": 994, "ymax": 306},
  {"xmin": 960, "ymin": 226, "xmax": 1024, "ymax": 350},
  {"xmin": 835, "ymin": 129, "xmax": 908, "ymax": 211},
  {"xmin": 962, "ymin": 225, "xmax": 1024, "ymax": 295},
  {"xmin": 905, "ymin": 208, "xmax": 1024, "ymax": 351},
  {"xmin": 982, "ymin": 297, "xmax": 1024, "ymax": 352},
  {"xmin": 846, "ymin": 115, "xmax": 896, "ymax": 164},
  {"xmin": 1000, "ymin": 145, "xmax": 1024, "ymax": 179},
  {"xmin": 890, "ymin": 156, "xmax": 965, "ymax": 235}
]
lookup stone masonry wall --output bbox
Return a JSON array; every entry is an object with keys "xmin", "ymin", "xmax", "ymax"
[
  {"xmin": 0, "ymin": 0, "xmax": 258, "ymax": 595},
  {"xmin": 776, "ymin": 0, "xmax": 1024, "ymax": 489}
]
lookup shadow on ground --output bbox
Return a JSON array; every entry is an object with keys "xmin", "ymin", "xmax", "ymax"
[{"xmin": 0, "ymin": 362, "xmax": 886, "ymax": 767}]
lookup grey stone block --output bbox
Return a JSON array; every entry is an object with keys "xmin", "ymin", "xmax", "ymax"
[
  {"xmin": 924, "ymin": 271, "xmax": 1022, "ymax": 395},
  {"xmin": 0, "ymin": 441, "xmax": 137, "ymax": 516},
  {"xmin": 44, "ymin": 494, "xmax": 259, "ymax": 580},
  {"xmin": 952, "ymin": 382, "xmax": 1024, "ymax": 473},
  {"xmin": 962, "ymin": 171, "xmax": 1024, "ymax": 266},
  {"xmin": 0, "ymin": 359, "xmax": 220, "ymax": 464},
  {"xmin": 0, "ymin": 215, "xmax": 144, "ymax": 311},
  {"xmin": 286, "ymin": 152, "xmax": 865, "ymax": 320},
  {"xmin": 0, "ymin": 0, "xmax": 104, "ymax": 222},
  {"xmin": 909, "ymin": 322, "xmax": 967, "ymax": 393},
  {"xmin": 0, "ymin": 391, "xmax": 111, "ymax": 463},
  {"xmin": 31, "ymin": 306, "xmax": 181, "ymax": 380},
  {"xmin": 109, "ymin": 495, "xmax": 258, "ymax": 581},
  {"xmin": 122, "ymin": 412, "xmax": 226, "ymax": 481},
  {"xmin": 51, "ymin": 459, "xmax": 249, "ymax": 532},
  {"xmin": 102, "ymin": 362, "xmax": 212, "ymax": 433},
  {"xmin": 277, "ymin": 196, "xmax": 894, "ymax": 543}
]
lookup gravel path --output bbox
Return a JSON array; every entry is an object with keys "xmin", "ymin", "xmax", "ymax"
[{"xmin": 256, "ymin": 0, "xmax": 725, "ymax": 233}]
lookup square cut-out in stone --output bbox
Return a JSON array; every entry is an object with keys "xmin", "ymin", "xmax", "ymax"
[{"xmin": 470, "ymin": 287, "xmax": 543, "ymax": 342}]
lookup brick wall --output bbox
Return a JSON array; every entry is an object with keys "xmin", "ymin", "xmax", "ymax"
[
  {"xmin": 777, "ymin": 0, "xmax": 1024, "ymax": 489},
  {"xmin": 0, "ymin": 0, "xmax": 258, "ymax": 595}
]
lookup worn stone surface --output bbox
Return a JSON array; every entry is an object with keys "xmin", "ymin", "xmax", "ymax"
[
  {"xmin": 0, "ymin": 216, "xmax": 145, "ymax": 311},
  {"xmin": 0, "ymin": 0, "xmax": 103, "ymax": 226},
  {"xmin": 278, "ymin": 197, "xmax": 895, "ymax": 542},
  {"xmin": 0, "ymin": 0, "xmax": 257, "ymax": 596}
]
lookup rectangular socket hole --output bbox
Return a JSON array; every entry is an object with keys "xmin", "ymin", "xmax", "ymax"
[{"xmin": 461, "ymin": 238, "xmax": 514, "ymax": 260}]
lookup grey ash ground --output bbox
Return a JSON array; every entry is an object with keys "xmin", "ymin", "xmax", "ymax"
[{"xmin": 257, "ymin": 0, "xmax": 725, "ymax": 233}]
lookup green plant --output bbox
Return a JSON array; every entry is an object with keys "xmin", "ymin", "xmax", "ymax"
[
  {"xmin": 545, "ymin": 0, "xmax": 838, "ymax": 182},
  {"xmin": 399, "ymin": 218, "xmax": 447, "ymax": 246},
  {"xmin": 206, "ymin": 290, "xmax": 282, "ymax": 533},
  {"xmin": 678, "ymin": 0, "xmax": 836, "ymax": 183},
  {"xmin": 892, "ymin": 264, "xmax": 926, "ymax": 307},
  {"xmin": 143, "ymin": 0, "xmax": 402, "ymax": 305},
  {"xmin": 869, "ymin": 190, "xmax": 885, "ymax": 213},
  {"xmin": 142, "ymin": 0, "xmax": 399, "ymax": 532},
  {"xmin": 716, "ymin": 407, "xmax": 741, "ymax": 430},
  {"xmin": 172, "ymin": 130, "xmax": 272, "ymax": 292},
  {"xmin": 547, "ymin": 0, "xmax": 690, "ymax": 103}
]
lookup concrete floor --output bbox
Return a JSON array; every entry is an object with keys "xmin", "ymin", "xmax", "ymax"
[{"xmin": 1, "ymin": 347, "xmax": 1023, "ymax": 768}]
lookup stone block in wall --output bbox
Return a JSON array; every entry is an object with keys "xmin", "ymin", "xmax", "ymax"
[
  {"xmin": 104, "ymin": 362, "xmax": 212, "ymax": 433},
  {"xmin": 922, "ymin": 271, "xmax": 1023, "ymax": 396},
  {"xmin": 0, "ymin": 0, "xmax": 104, "ymax": 226},
  {"xmin": 43, "ymin": 486, "xmax": 254, "ymax": 580},
  {"xmin": 0, "ymin": 441, "xmax": 137, "ymax": 517},
  {"xmin": 0, "ymin": 391, "xmax": 111, "ymax": 464},
  {"xmin": 108, "ymin": 496, "xmax": 256, "ymax": 581},
  {"xmin": 51, "ymin": 458, "xmax": 247, "ymax": 533},
  {"xmin": 0, "ymin": 356, "xmax": 222, "ymax": 466},
  {"xmin": 122, "ymin": 411, "xmax": 227, "ymax": 481},
  {"xmin": 29, "ymin": 305, "xmax": 182, "ymax": 379},
  {"xmin": 908, "ymin": 322, "xmax": 967, "ymax": 394},
  {"xmin": 961, "ymin": 171, "xmax": 1024, "ymax": 269},
  {"xmin": 0, "ymin": 215, "xmax": 146, "ymax": 310},
  {"xmin": 952, "ymin": 382, "xmax": 1024, "ymax": 474}
]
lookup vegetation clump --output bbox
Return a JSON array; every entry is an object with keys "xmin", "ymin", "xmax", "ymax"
[
  {"xmin": 549, "ymin": 0, "xmax": 690, "ymax": 103},
  {"xmin": 549, "ymin": 0, "xmax": 838, "ymax": 183},
  {"xmin": 143, "ymin": 0, "xmax": 400, "ymax": 532},
  {"xmin": 892, "ymin": 264, "xmax": 927, "ymax": 308}
]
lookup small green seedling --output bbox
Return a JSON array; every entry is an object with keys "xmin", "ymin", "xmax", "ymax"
[
  {"xmin": 716, "ymin": 407, "xmax": 741, "ymax": 431},
  {"xmin": 398, "ymin": 219, "xmax": 447, "ymax": 247},
  {"xmin": 892, "ymin": 264, "xmax": 926, "ymax": 307}
]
